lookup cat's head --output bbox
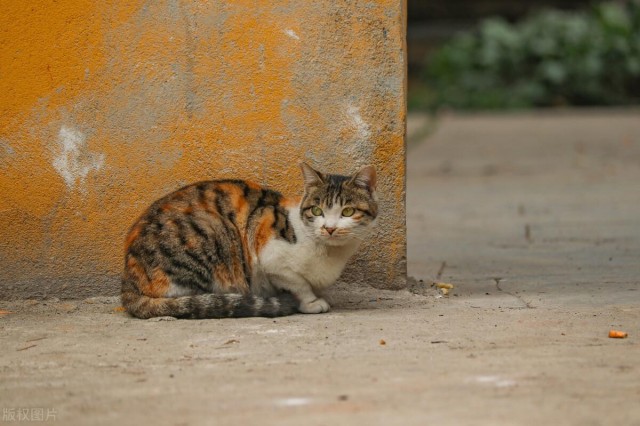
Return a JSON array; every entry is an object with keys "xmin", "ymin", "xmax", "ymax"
[{"xmin": 299, "ymin": 162, "xmax": 378, "ymax": 246}]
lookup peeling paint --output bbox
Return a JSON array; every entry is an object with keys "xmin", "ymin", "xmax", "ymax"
[
  {"xmin": 52, "ymin": 126, "xmax": 105, "ymax": 190},
  {"xmin": 346, "ymin": 105, "xmax": 372, "ymax": 142},
  {"xmin": 284, "ymin": 29, "xmax": 300, "ymax": 40}
]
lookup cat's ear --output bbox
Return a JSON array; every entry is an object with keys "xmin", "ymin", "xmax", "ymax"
[
  {"xmin": 351, "ymin": 165, "xmax": 377, "ymax": 193},
  {"xmin": 300, "ymin": 162, "xmax": 325, "ymax": 188}
]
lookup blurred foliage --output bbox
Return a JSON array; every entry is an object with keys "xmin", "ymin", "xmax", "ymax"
[{"xmin": 416, "ymin": 1, "xmax": 640, "ymax": 110}]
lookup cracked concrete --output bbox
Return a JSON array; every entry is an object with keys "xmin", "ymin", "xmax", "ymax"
[
  {"xmin": 1, "ymin": 110, "xmax": 639, "ymax": 425},
  {"xmin": 493, "ymin": 277, "xmax": 534, "ymax": 309}
]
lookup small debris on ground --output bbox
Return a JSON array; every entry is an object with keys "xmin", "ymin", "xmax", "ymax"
[
  {"xmin": 433, "ymin": 282, "xmax": 454, "ymax": 290},
  {"xmin": 113, "ymin": 306, "xmax": 126, "ymax": 312},
  {"xmin": 0, "ymin": 310, "xmax": 13, "ymax": 316},
  {"xmin": 379, "ymin": 339, "xmax": 386, "ymax": 345},
  {"xmin": 609, "ymin": 330, "xmax": 628, "ymax": 339},
  {"xmin": 432, "ymin": 282, "xmax": 454, "ymax": 296}
]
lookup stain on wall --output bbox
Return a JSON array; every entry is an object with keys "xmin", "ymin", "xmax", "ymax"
[{"xmin": 0, "ymin": 0, "xmax": 406, "ymax": 299}]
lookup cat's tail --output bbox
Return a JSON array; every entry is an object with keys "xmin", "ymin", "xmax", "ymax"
[{"xmin": 121, "ymin": 281, "xmax": 299, "ymax": 319}]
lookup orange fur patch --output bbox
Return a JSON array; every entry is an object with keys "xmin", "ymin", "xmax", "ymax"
[
  {"xmin": 198, "ymin": 189, "xmax": 218, "ymax": 214},
  {"xmin": 144, "ymin": 268, "xmax": 171, "ymax": 298},
  {"xmin": 124, "ymin": 225, "xmax": 141, "ymax": 252},
  {"xmin": 232, "ymin": 194, "xmax": 248, "ymax": 213},
  {"xmin": 246, "ymin": 180, "xmax": 262, "ymax": 190},
  {"xmin": 185, "ymin": 235, "xmax": 199, "ymax": 250},
  {"xmin": 280, "ymin": 196, "xmax": 301, "ymax": 209},
  {"xmin": 217, "ymin": 182, "xmax": 241, "ymax": 195},
  {"xmin": 126, "ymin": 257, "xmax": 170, "ymax": 298},
  {"xmin": 241, "ymin": 235, "xmax": 252, "ymax": 272},
  {"xmin": 254, "ymin": 210, "xmax": 276, "ymax": 253},
  {"xmin": 125, "ymin": 255, "xmax": 148, "ymax": 287},
  {"xmin": 218, "ymin": 183, "xmax": 249, "ymax": 214},
  {"xmin": 230, "ymin": 256, "xmax": 245, "ymax": 287},
  {"xmin": 212, "ymin": 263, "xmax": 248, "ymax": 294},
  {"xmin": 212, "ymin": 264, "xmax": 232, "ymax": 288}
]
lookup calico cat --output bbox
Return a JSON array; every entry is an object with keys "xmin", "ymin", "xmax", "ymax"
[{"xmin": 121, "ymin": 163, "xmax": 378, "ymax": 319}]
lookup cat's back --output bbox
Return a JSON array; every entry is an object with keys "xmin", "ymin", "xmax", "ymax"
[
  {"xmin": 143, "ymin": 179, "xmax": 269, "ymax": 221},
  {"xmin": 125, "ymin": 179, "xmax": 297, "ymax": 258}
]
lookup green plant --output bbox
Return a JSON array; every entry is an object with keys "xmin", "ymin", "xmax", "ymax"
[{"xmin": 422, "ymin": 1, "xmax": 640, "ymax": 110}]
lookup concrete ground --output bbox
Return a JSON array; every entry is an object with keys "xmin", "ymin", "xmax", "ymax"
[{"xmin": 1, "ymin": 110, "xmax": 639, "ymax": 426}]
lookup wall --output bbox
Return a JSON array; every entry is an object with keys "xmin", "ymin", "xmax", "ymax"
[{"xmin": 0, "ymin": 0, "xmax": 406, "ymax": 299}]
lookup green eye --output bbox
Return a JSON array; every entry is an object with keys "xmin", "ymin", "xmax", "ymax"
[
  {"xmin": 341, "ymin": 207, "xmax": 355, "ymax": 217},
  {"xmin": 311, "ymin": 206, "xmax": 323, "ymax": 216}
]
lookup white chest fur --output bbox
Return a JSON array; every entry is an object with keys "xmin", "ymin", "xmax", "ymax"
[
  {"xmin": 258, "ymin": 206, "xmax": 360, "ymax": 290},
  {"xmin": 260, "ymin": 239, "xmax": 357, "ymax": 289}
]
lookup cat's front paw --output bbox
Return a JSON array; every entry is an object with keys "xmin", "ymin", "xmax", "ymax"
[{"xmin": 299, "ymin": 298, "xmax": 330, "ymax": 314}]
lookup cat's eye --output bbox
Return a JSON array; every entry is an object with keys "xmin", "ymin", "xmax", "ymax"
[
  {"xmin": 341, "ymin": 207, "xmax": 355, "ymax": 217},
  {"xmin": 311, "ymin": 206, "xmax": 323, "ymax": 216}
]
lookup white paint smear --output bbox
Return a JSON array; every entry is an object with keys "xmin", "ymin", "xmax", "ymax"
[
  {"xmin": 284, "ymin": 29, "xmax": 300, "ymax": 40},
  {"xmin": 256, "ymin": 329, "xmax": 284, "ymax": 334},
  {"xmin": 346, "ymin": 105, "xmax": 371, "ymax": 142},
  {"xmin": 276, "ymin": 397, "xmax": 312, "ymax": 407},
  {"xmin": 53, "ymin": 126, "xmax": 105, "ymax": 190},
  {"xmin": 469, "ymin": 375, "xmax": 517, "ymax": 388}
]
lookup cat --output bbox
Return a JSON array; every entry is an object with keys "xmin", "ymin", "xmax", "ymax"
[{"xmin": 121, "ymin": 162, "xmax": 378, "ymax": 319}]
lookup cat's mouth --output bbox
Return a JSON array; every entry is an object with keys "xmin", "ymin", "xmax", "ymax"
[
  {"xmin": 323, "ymin": 233, "xmax": 343, "ymax": 239},
  {"xmin": 319, "ymin": 230, "xmax": 352, "ymax": 244},
  {"xmin": 321, "ymin": 229, "xmax": 345, "ymax": 237}
]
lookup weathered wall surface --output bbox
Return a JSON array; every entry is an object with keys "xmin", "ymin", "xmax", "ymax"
[{"xmin": 0, "ymin": 0, "xmax": 406, "ymax": 299}]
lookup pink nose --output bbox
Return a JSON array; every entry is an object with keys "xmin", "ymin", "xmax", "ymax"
[{"xmin": 324, "ymin": 227, "xmax": 337, "ymax": 235}]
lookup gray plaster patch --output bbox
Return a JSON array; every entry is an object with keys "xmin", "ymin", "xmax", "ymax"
[
  {"xmin": 52, "ymin": 126, "xmax": 105, "ymax": 191},
  {"xmin": 0, "ymin": 139, "xmax": 16, "ymax": 168}
]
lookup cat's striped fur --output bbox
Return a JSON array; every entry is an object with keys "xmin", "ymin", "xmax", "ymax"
[{"xmin": 121, "ymin": 163, "xmax": 378, "ymax": 319}]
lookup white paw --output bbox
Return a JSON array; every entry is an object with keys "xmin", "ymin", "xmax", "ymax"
[
  {"xmin": 299, "ymin": 298, "xmax": 330, "ymax": 314},
  {"xmin": 147, "ymin": 316, "xmax": 177, "ymax": 322}
]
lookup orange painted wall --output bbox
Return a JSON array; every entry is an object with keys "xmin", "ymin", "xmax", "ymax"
[{"xmin": 0, "ymin": 0, "xmax": 406, "ymax": 299}]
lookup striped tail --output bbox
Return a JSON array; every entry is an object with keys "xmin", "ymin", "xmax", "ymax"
[{"xmin": 122, "ymin": 282, "xmax": 298, "ymax": 319}]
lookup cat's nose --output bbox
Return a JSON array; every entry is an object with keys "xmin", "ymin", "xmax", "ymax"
[{"xmin": 324, "ymin": 227, "xmax": 337, "ymax": 235}]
